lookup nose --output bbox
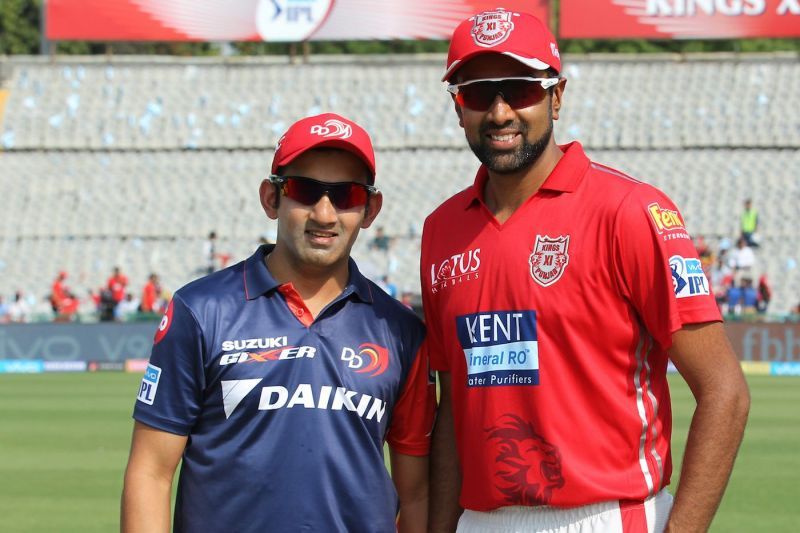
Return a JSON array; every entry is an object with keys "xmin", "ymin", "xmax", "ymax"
[
  {"xmin": 485, "ymin": 93, "xmax": 516, "ymax": 124},
  {"xmin": 309, "ymin": 193, "xmax": 338, "ymax": 225}
]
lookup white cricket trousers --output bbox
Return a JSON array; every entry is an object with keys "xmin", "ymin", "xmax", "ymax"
[{"xmin": 456, "ymin": 489, "xmax": 673, "ymax": 533}]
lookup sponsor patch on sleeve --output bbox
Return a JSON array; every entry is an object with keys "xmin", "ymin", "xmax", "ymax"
[
  {"xmin": 456, "ymin": 310, "xmax": 538, "ymax": 387},
  {"xmin": 647, "ymin": 202, "xmax": 690, "ymax": 241},
  {"xmin": 669, "ymin": 256, "xmax": 710, "ymax": 298},
  {"xmin": 136, "ymin": 363, "xmax": 162, "ymax": 405}
]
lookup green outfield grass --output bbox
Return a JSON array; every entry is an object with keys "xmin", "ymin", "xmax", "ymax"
[{"xmin": 0, "ymin": 373, "xmax": 797, "ymax": 532}]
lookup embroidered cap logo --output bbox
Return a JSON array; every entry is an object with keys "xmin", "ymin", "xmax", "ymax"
[
  {"xmin": 471, "ymin": 9, "xmax": 516, "ymax": 48},
  {"xmin": 309, "ymin": 119, "xmax": 352, "ymax": 139}
]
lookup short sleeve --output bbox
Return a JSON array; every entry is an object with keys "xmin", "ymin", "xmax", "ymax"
[
  {"xmin": 386, "ymin": 340, "xmax": 436, "ymax": 456},
  {"xmin": 132, "ymin": 294, "xmax": 206, "ymax": 435},
  {"xmin": 612, "ymin": 185, "xmax": 722, "ymax": 350}
]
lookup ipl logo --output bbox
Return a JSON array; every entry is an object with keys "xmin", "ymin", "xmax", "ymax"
[
  {"xmin": 471, "ymin": 8, "xmax": 516, "ymax": 48},
  {"xmin": 529, "ymin": 235, "xmax": 570, "ymax": 287},
  {"xmin": 340, "ymin": 343, "xmax": 389, "ymax": 377},
  {"xmin": 256, "ymin": 0, "xmax": 334, "ymax": 42}
]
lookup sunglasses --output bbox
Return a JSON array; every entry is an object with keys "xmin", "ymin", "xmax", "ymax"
[
  {"xmin": 269, "ymin": 175, "xmax": 377, "ymax": 210},
  {"xmin": 447, "ymin": 76, "xmax": 560, "ymax": 111}
]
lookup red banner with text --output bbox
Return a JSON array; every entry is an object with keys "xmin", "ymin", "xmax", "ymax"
[
  {"xmin": 560, "ymin": 0, "xmax": 800, "ymax": 39},
  {"xmin": 46, "ymin": 0, "xmax": 550, "ymax": 42}
]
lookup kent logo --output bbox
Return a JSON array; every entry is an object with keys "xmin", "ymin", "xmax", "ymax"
[
  {"xmin": 648, "ymin": 203, "xmax": 686, "ymax": 233},
  {"xmin": 457, "ymin": 311, "xmax": 539, "ymax": 387},
  {"xmin": 137, "ymin": 364, "xmax": 161, "ymax": 405}
]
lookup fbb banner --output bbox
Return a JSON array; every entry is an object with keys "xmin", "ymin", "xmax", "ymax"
[
  {"xmin": 561, "ymin": 0, "xmax": 800, "ymax": 38},
  {"xmin": 46, "ymin": 0, "xmax": 549, "ymax": 42}
]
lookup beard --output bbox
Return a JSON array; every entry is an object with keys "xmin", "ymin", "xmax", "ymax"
[{"xmin": 467, "ymin": 112, "xmax": 554, "ymax": 175}]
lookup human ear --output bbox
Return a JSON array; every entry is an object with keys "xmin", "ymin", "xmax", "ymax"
[
  {"xmin": 260, "ymin": 180, "xmax": 280, "ymax": 220},
  {"xmin": 361, "ymin": 192, "xmax": 383, "ymax": 229},
  {"xmin": 551, "ymin": 78, "xmax": 567, "ymax": 121}
]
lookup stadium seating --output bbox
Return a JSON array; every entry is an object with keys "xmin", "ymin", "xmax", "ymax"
[{"xmin": 0, "ymin": 54, "xmax": 797, "ymax": 315}]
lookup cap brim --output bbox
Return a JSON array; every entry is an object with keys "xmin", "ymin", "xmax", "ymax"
[
  {"xmin": 274, "ymin": 138, "xmax": 376, "ymax": 183},
  {"xmin": 442, "ymin": 51, "xmax": 552, "ymax": 82}
]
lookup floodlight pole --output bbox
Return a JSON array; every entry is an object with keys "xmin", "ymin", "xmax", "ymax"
[{"xmin": 40, "ymin": 0, "xmax": 52, "ymax": 55}]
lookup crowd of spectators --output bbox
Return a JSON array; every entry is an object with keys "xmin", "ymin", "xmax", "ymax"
[
  {"xmin": 2, "ymin": 202, "xmax": 795, "ymax": 323},
  {"xmin": 0, "ymin": 267, "xmax": 170, "ymax": 324},
  {"xmin": 697, "ymin": 199, "xmax": 790, "ymax": 320}
]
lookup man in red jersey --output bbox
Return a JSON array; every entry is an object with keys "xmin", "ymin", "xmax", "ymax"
[
  {"xmin": 140, "ymin": 273, "xmax": 162, "ymax": 314},
  {"xmin": 423, "ymin": 8, "xmax": 750, "ymax": 533},
  {"xmin": 107, "ymin": 266, "xmax": 129, "ymax": 304}
]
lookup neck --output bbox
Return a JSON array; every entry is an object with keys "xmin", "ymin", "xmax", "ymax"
[
  {"xmin": 265, "ymin": 246, "xmax": 349, "ymax": 316},
  {"xmin": 484, "ymin": 141, "xmax": 563, "ymax": 223}
]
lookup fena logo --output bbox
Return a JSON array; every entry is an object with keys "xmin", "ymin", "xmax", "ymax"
[
  {"xmin": 340, "ymin": 343, "xmax": 389, "ymax": 377},
  {"xmin": 648, "ymin": 203, "xmax": 685, "ymax": 233},
  {"xmin": 429, "ymin": 248, "xmax": 481, "ymax": 294},
  {"xmin": 310, "ymin": 119, "xmax": 352, "ymax": 139},
  {"xmin": 550, "ymin": 42, "xmax": 560, "ymax": 59}
]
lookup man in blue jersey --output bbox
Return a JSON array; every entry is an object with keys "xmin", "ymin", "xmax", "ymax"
[{"xmin": 121, "ymin": 113, "xmax": 435, "ymax": 533}]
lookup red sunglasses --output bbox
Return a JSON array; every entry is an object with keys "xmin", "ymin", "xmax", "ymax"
[
  {"xmin": 269, "ymin": 175, "xmax": 377, "ymax": 210},
  {"xmin": 447, "ymin": 76, "xmax": 560, "ymax": 111}
]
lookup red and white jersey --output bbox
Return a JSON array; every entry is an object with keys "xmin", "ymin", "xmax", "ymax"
[{"xmin": 421, "ymin": 142, "xmax": 720, "ymax": 511}]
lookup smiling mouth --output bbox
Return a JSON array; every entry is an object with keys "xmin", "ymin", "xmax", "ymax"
[
  {"xmin": 307, "ymin": 230, "xmax": 337, "ymax": 237},
  {"xmin": 489, "ymin": 133, "xmax": 518, "ymax": 142}
]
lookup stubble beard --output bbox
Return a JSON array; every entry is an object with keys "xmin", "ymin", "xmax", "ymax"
[{"xmin": 468, "ymin": 112, "xmax": 554, "ymax": 175}]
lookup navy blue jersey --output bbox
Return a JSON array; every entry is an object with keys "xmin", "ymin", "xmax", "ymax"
[{"xmin": 133, "ymin": 245, "xmax": 434, "ymax": 532}]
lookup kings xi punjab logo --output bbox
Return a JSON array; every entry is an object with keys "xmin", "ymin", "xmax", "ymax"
[
  {"xmin": 471, "ymin": 9, "xmax": 516, "ymax": 48},
  {"xmin": 529, "ymin": 235, "xmax": 570, "ymax": 287}
]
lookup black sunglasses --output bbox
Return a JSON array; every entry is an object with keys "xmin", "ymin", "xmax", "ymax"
[
  {"xmin": 447, "ymin": 76, "xmax": 560, "ymax": 111},
  {"xmin": 269, "ymin": 175, "xmax": 377, "ymax": 210}
]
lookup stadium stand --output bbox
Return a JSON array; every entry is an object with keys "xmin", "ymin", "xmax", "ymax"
[{"xmin": 0, "ymin": 54, "xmax": 798, "ymax": 317}]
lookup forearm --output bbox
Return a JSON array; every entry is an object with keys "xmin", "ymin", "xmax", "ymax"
[
  {"xmin": 428, "ymin": 391, "xmax": 462, "ymax": 532},
  {"xmin": 666, "ymin": 385, "xmax": 750, "ymax": 532},
  {"xmin": 398, "ymin": 492, "xmax": 428, "ymax": 533},
  {"xmin": 121, "ymin": 469, "xmax": 173, "ymax": 533},
  {"xmin": 392, "ymin": 450, "xmax": 430, "ymax": 533}
]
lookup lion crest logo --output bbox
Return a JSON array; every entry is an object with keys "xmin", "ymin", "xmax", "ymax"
[
  {"xmin": 486, "ymin": 414, "xmax": 565, "ymax": 505},
  {"xmin": 470, "ymin": 9, "xmax": 516, "ymax": 48},
  {"xmin": 529, "ymin": 235, "xmax": 570, "ymax": 287}
]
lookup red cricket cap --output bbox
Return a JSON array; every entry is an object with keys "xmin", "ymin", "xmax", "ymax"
[
  {"xmin": 271, "ymin": 113, "xmax": 376, "ymax": 184},
  {"xmin": 442, "ymin": 8, "xmax": 561, "ymax": 82}
]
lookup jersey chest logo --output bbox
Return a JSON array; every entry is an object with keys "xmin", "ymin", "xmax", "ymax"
[{"xmin": 529, "ymin": 235, "xmax": 570, "ymax": 287}]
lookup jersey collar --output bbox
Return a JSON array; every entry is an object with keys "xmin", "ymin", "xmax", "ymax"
[
  {"xmin": 463, "ymin": 141, "xmax": 590, "ymax": 209},
  {"xmin": 243, "ymin": 244, "xmax": 373, "ymax": 304}
]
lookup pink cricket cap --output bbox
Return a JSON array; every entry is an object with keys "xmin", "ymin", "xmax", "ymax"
[
  {"xmin": 442, "ymin": 8, "xmax": 561, "ymax": 82},
  {"xmin": 271, "ymin": 113, "xmax": 376, "ymax": 184}
]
